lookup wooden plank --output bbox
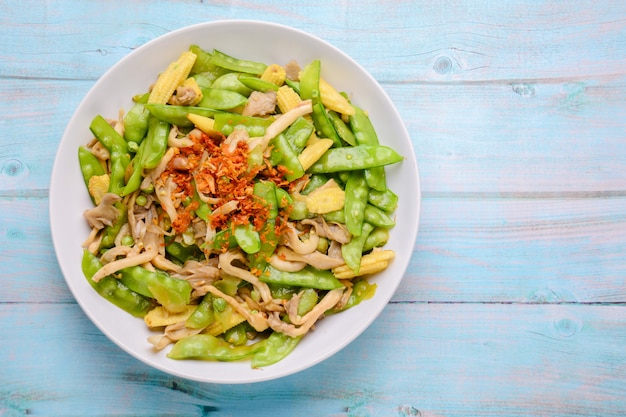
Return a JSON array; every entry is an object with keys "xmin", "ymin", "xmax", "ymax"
[
  {"xmin": 3, "ymin": 75, "xmax": 626, "ymax": 193},
  {"xmin": 3, "ymin": 196, "xmax": 626, "ymax": 304},
  {"xmin": 2, "ymin": 1, "xmax": 626, "ymax": 82},
  {"xmin": 1, "ymin": 302, "xmax": 625, "ymax": 416}
]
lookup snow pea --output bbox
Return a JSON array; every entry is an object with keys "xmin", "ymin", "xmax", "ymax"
[
  {"xmin": 301, "ymin": 174, "xmax": 329, "ymax": 195},
  {"xmin": 89, "ymin": 114, "xmax": 128, "ymax": 155},
  {"xmin": 198, "ymin": 88, "xmax": 248, "ymax": 110},
  {"xmin": 344, "ymin": 170, "xmax": 370, "ymax": 236},
  {"xmin": 363, "ymin": 227, "xmax": 390, "ymax": 252},
  {"xmin": 367, "ymin": 188, "xmax": 399, "ymax": 212},
  {"xmin": 329, "ymin": 279, "xmax": 376, "ymax": 313},
  {"xmin": 299, "ymin": 59, "xmax": 320, "ymax": 104},
  {"xmin": 312, "ymin": 102, "xmax": 341, "ymax": 147},
  {"xmin": 99, "ymin": 202, "xmax": 127, "ymax": 250},
  {"xmin": 269, "ymin": 133, "xmax": 305, "ymax": 181},
  {"xmin": 328, "ymin": 110, "xmax": 356, "ymax": 146},
  {"xmin": 210, "ymin": 49, "xmax": 267, "ymax": 75},
  {"xmin": 165, "ymin": 241, "xmax": 204, "ymax": 264},
  {"xmin": 297, "ymin": 288, "xmax": 318, "ymax": 316},
  {"xmin": 251, "ymin": 331, "xmax": 301, "ymax": 368},
  {"xmin": 323, "ymin": 203, "xmax": 395, "ymax": 229},
  {"xmin": 119, "ymin": 265, "xmax": 192, "ymax": 313},
  {"xmin": 234, "ymin": 223, "xmax": 261, "ymax": 254},
  {"xmin": 341, "ymin": 222, "xmax": 374, "ymax": 274},
  {"xmin": 141, "ymin": 115, "xmax": 170, "ymax": 170},
  {"xmin": 167, "ymin": 334, "xmax": 260, "ymax": 361},
  {"xmin": 260, "ymin": 265, "xmax": 344, "ymax": 290},
  {"xmin": 213, "ymin": 112, "xmax": 274, "ymax": 136},
  {"xmin": 81, "ymin": 250, "xmax": 153, "ymax": 318},
  {"xmin": 307, "ymin": 145, "xmax": 403, "ymax": 174},
  {"xmin": 238, "ymin": 74, "xmax": 279, "ymax": 92},
  {"xmin": 123, "ymin": 102, "xmax": 150, "ymax": 143},
  {"xmin": 224, "ymin": 323, "xmax": 248, "ymax": 346},
  {"xmin": 189, "ymin": 45, "xmax": 229, "ymax": 78},
  {"xmin": 275, "ymin": 187, "xmax": 293, "ymax": 209},
  {"xmin": 186, "ymin": 294, "xmax": 215, "ymax": 330},
  {"xmin": 211, "ymin": 72, "xmax": 253, "ymax": 96},
  {"xmin": 349, "ymin": 106, "xmax": 386, "ymax": 191},
  {"xmin": 145, "ymin": 103, "xmax": 220, "ymax": 127},
  {"xmin": 248, "ymin": 181, "xmax": 279, "ymax": 271},
  {"xmin": 89, "ymin": 115, "xmax": 130, "ymax": 195},
  {"xmin": 78, "ymin": 146, "xmax": 105, "ymax": 191},
  {"xmin": 284, "ymin": 116, "xmax": 314, "ymax": 154}
]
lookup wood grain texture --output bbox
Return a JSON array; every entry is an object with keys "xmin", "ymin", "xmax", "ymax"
[
  {"xmin": 2, "ymin": 303, "xmax": 626, "ymax": 417},
  {"xmin": 2, "ymin": 0, "xmax": 626, "ymax": 415}
]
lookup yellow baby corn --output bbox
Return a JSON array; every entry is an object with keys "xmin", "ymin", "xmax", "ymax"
[
  {"xmin": 144, "ymin": 305, "xmax": 197, "ymax": 328},
  {"xmin": 320, "ymin": 77, "xmax": 355, "ymax": 116},
  {"xmin": 260, "ymin": 64, "xmax": 286, "ymax": 86},
  {"xmin": 148, "ymin": 51, "xmax": 197, "ymax": 104},
  {"xmin": 305, "ymin": 179, "xmax": 345, "ymax": 214},
  {"xmin": 87, "ymin": 174, "xmax": 110, "ymax": 205},
  {"xmin": 277, "ymin": 85, "xmax": 302, "ymax": 114},
  {"xmin": 298, "ymin": 138, "xmax": 334, "ymax": 171},
  {"xmin": 187, "ymin": 113, "xmax": 216, "ymax": 133},
  {"xmin": 333, "ymin": 249, "xmax": 395, "ymax": 279}
]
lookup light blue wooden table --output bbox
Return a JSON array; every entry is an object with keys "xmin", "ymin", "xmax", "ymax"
[{"xmin": 2, "ymin": 1, "xmax": 626, "ymax": 415}]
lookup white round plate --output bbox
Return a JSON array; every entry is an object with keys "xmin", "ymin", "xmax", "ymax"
[{"xmin": 50, "ymin": 20, "xmax": 420, "ymax": 384}]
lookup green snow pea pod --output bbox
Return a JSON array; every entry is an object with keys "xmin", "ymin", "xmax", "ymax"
[
  {"xmin": 210, "ymin": 49, "xmax": 267, "ymax": 75},
  {"xmin": 275, "ymin": 187, "xmax": 293, "ymax": 209},
  {"xmin": 269, "ymin": 133, "xmax": 305, "ymax": 181},
  {"xmin": 341, "ymin": 222, "xmax": 374, "ymax": 274},
  {"xmin": 329, "ymin": 279, "xmax": 376, "ymax": 313},
  {"xmin": 123, "ymin": 102, "xmax": 150, "ymax": 143},
  {"xmin": 287, "ymin": 198, "xmax": 310, "ymax": 221},
  {"xmin": 251, "ymin": 331, "xmax": 302, "ymax": 368},
  {"xmin": 299, "ymin": 59, "xmax": 320, "ymax": 104},
  {"xmin": 167, "ymin": 334, "xmax": 259, "ymax": 361},
  {"xmin": 328, "ymin": 110, "xmax": 356, "ymax": 146},
  {"xmin": 307, "ymin": 145, "xmax": 403, "ymax": 174},
  {"xmin": 234, "ymin": 223, "xmax": 262, "ymax": 254},
  {"xmin": 81, "ymin": 250, "xmax": 152, "ymax": 318},
  {"xmin": 89, "ymin": 114, "xmax": 128, "ymax": 155},
  {"xmin": 268, "ymin": 283, "xmax": 297, "ymax": 300},
  {"xmin": 344, "ymin": 170, "xmax": 370, "ymax": 236},
  {"xmin": 363, "ymin": 204, "xmax": 396, "ymax": 229},
  {"xmin": 165, "ymin": 241, "xmax": 203, "ymax": 264},
  {"xmin": 145, "ymin": 103, "xmax": 220, "ymax": 127},
  {"xmin": 78, "ymin": 146, "xmax": 105, "ymax": 193},
  {"xmin": 349, "ymin": 106, "xmax": 386, "ymax": 191},
  {"xmin": 186, "ymin": 294, "xmax": 215, "ymax": 330},
  {"xmin": 224, "ymin": 323, "xmax": 248, "ymax": 346},
  {"xmin": 119, "ymin": 265, "xmax": 192, "ymax": 313},
  {"xmin": 248, "ymin": 181, "xmax": 279, "ymax": 271},
  {"xmin": 284, "ymin": 79, "xmax": 300, "ymax": 93},
  {"xmin": 363, "ymin": 227, "xmax": 390, "ymax": 252},
  {"xmin": 189, "ymin": 45, "xmax": 229, "ymax": 78},
  {"xmin": 99, "ymin": 202, "xmax": 127, "ymax": 250},
  {"xmin": 297, "ymin": 288, "xmax": 318, "ymax": 316},
  {"xmin": 368, "ymin": 188, "xmax": 399, "ymax": 212},
  {"xmin": 312, "ymin": 102, "xmax": 341, "ymax": 147},
  {"xmin": 301, "ymin": 174, "xmax": 329, "ymax": 195},
  {"xmin": 142, "ymin": 115, "xmax": 170, "ymax": 170},
  {"xmin": 260, "ymin": 265, "xmax": 344, "ymax": 290},
  {"xmin": 211, "ymin": 72, "xmax": 253, "ymax": 96},
  {"xmin": 198, "ymin": 88, "xmax": 248, "ymax": 110},
  {"xmin": 238, "ymin": 74, "xmax": 279, "ymax": 92},
  {"xmin": 284, "ymin": 116, "xmax": 314, "ymax": 154},
  {"xmin": 213, "ymin": 112, "xmax": 274, "ymax": 136}
]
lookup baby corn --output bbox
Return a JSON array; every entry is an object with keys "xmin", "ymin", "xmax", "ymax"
[
  {"xmin": 148, "ymin": 51, "xmax": 197, "ymax": 104},
  {"xmin": 333, "ymin": 249, "xmax": 395, "ymax": 279}
]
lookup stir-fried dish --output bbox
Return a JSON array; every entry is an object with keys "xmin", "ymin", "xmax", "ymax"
[{"xmin": 79, "ymin": 45, "xmax": 402, "ymax": 367}]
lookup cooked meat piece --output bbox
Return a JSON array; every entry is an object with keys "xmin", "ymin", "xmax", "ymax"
[
  {"xmin": 284, "ymin": 60, "xmax": 301, "ymax": 81},
  {"xmin": 242, "ymin": 91, "xmax": 277, "ymax": 117}
]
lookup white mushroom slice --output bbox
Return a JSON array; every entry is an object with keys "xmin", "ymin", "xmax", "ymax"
[
  {"xmin": 91, "ymin": 231, "xmax": 160, "ymax": 282},
  {"xmin": 276, "ymin": 246, "xmax": 345, "ymax": 270},
  {"xmin": 206, "ymin": 285, "xmax": 269, "ymax": 332},
  {"xmin": 269, "ymin": 254, "xmax": 307, "ymax": 272},
  {"xmin": 281, "ymin": 223, "xmax": 319, "ymax": 254},
  {"xmin": 83, "ymin": 193, "xmax": 121, "ymax": 230},
  {"xmin": 267, "ymin": 288, "xmax": 344, "ymax": 337},
  {"xmin": 219, "ymin": 250, "xmax": 273, "ymax": 304}
]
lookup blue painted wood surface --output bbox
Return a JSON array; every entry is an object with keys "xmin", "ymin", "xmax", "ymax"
[{"xmin": 2, "ymin": 1, "xmax": 626, "ymax": 415}]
